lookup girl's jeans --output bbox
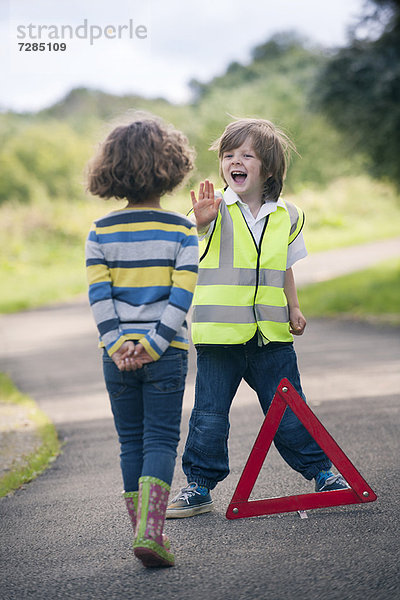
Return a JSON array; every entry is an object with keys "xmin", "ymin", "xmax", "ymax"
[
  {"xmin": 103, "ymin": 347, "xmax": 188, "ymax": 492},
  {"xmin": 182, "ymin": 337, "xmax": 331, "ymax": 490}
]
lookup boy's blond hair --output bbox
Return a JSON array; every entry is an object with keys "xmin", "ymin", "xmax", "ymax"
[{"xmin": 210, "ymin": 118, "xmax": 295, "ymax": 202}]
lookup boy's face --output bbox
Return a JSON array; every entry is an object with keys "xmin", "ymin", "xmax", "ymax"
[{"xmin": 221, "ymin": 137, "xmax": 264, "ymax": 203}]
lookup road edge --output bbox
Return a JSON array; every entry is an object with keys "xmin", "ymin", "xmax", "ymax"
[{"xmin": 0, "ymin": 373, "xmax": 61, "ymax": 498}]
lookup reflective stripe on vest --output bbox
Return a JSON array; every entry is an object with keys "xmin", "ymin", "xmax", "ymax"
[{"xmin": 191, "ymin": 196, "xmax": 304, "ymax": 345}]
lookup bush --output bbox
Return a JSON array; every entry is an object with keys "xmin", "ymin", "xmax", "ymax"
[{"xmin": 0, "ymin": 121, "xmax": 91, "ymax": 204}]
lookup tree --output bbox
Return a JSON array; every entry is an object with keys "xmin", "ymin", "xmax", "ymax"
[
  {"xmin": 314, "ymin": 0, "xmax": 400, "ymax": 185},
  {"xmin": 0, "ymin": 121, "xmax": 91, "ymax": 204}
]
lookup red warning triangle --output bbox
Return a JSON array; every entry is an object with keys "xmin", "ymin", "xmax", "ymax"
[{"xmin": 226, "ymin": 378, "xmax": 377, "ymax": 520}]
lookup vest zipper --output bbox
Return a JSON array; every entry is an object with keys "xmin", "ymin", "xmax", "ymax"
[
  {"xmin": 253, "ymin": 216, "xmax": 270, "ymax": 340},
  {"xmin": 253, "ymin": 215, "xmax": 269, "ymax": 308},
  {"xmin": 239, "ymin": 209, "xmax": 270, "ymax": 318}
]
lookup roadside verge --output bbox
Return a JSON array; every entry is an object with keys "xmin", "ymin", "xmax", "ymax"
[{"xmin": 0, "ymin": 373, "xmax": 60, "ymax": 498}]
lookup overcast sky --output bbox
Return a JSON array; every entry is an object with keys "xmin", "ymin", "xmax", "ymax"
[{"xmin": 1, "ymin": 0, "xmax": 366, "ymax": 112}]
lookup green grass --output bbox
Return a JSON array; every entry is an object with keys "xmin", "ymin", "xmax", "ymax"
[
  {"xmin": 299, "ymin": 258, "xmax": 400, "ymax": 326},
  {"xmin": 0, "ymin": 373, "xmax": 61, "ymax": 498},
  {"xmin": 1, "ymin": 176, "xmax": 399, "ymax": 314},
  {"xmin": 0, "ymin": 191, "xmax": 192, "ymax": 313},
  {"xmin": 288, "ymin": 176, "xmax": 400, "ymax": 253}
]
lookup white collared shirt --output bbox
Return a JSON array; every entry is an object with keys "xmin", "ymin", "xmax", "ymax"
[{"xmin": 199, "ymin": 187, "xmax": 307, "ymax": 269}]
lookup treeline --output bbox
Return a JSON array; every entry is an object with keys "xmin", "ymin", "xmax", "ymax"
[
  {"xmin": 315, "ymin": 0, "xmax": 400, "ymax": 186},
  {"xmin": 1, "ymin": 0, "xmax": 398, "ymax": 205}
]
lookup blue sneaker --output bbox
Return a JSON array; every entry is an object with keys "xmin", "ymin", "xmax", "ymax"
[
  {"xmin": 166, "ymin": 483, "xmax": 214, "ymax": 518},
  {"xmin": 315, "ymin": 470, "xmax": 350, "ymax": 492}
]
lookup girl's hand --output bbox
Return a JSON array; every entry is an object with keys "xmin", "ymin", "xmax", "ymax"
[
  {"xmin": 112, "ymin": 341, "xmax": 154, "ymax": 371},
  {"xmin": 112, "ymin": 341, "xmax": 135, "ymax": 370},
  {"xmin": 191, "ymin": 179, "xmax": 222, "ymax": 230},
  {"xmin": 132, "ymin": 343, "xmax": 154, "ymax": 368},
  {"xmin": 289, "ymin": 307, "xmax": 307, "ymax": 336}
]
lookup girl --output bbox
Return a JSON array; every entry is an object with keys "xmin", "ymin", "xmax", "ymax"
[{"xmin": 85, "ymin": 114, "xmax": 198, "ymax": 567}]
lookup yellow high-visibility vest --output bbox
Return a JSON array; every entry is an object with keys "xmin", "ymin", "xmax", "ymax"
[{"xmin": 191, "ymin": 195, "xmax": 304, "ymax": 345}]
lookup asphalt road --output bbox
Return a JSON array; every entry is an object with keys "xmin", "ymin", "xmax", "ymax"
[{"xmin": 1, "ymin": 239, "xmax": 400, "ymax": 600}]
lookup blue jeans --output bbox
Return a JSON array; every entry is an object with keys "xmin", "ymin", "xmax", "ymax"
[
  {"xmin": 103, "ymin": 347, "xmax": 188, "ymax": 492},
  {"xmin": 182, "ymin": 336, "xmax": 331, "ymax": 489}
]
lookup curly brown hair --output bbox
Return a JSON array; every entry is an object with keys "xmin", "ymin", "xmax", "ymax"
[
  {"xmin": 86, "ymin": 114, "xmax": 195, "ymax": 203},
  {"xmin": 210, "ymin": 118, "xmax": 296, "ymax": 202}
]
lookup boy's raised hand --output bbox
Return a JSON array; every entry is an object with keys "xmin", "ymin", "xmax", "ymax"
[{"xmin": 191, "ymin": 180, "xmax": 222, "ymax": 230}]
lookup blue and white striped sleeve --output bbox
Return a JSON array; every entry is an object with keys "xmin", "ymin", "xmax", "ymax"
[{"xmin": 85, "ymin": 226, "xmax": 127, "ymax": 356}]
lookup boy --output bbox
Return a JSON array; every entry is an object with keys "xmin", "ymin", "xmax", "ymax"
[{"xmin": 167, "ymin": 118, "xmax": 348, "ymax": 518}]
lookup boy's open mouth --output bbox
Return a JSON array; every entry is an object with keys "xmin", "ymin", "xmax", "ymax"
[{"xmin": 231, "ymin": 171, "xmax": 247, "ymax": 184}]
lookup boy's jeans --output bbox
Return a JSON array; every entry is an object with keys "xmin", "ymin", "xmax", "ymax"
[
  {"xmin": 182, "ymin": 336, "xmax": 331, "ymax": 490},
  {"xmin": 103, "ymin": 347, "xmax": 188, "ymax": 492}
]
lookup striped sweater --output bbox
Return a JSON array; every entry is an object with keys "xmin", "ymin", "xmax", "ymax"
[{"xmin": 85, "ymin": 207, "xmax": 198, "ymax": 360}]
